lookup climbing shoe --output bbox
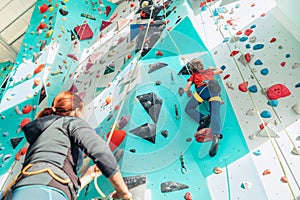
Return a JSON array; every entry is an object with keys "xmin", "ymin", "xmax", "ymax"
[
  {"xmin": 209, "ymin": 134, "xmax": 222, "ymax": 157},
  {"xmin": 197, "ymin": 115, "xmax": 211, "ymax": 131}
]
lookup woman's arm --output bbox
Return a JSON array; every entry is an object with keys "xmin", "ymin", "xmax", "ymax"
[
  {"xmin": 80, "ymin": 164, "xmax": 102, "ymax": 190},
  {"xmin": 212, "ymin": 68, "xmax": 223, "ymax": 75},
  {"xmin": 109, "ymin": 171, "xmax": 132, "ymax": 199},
  {"xmin": 184, "ymin": 81, "xmax": 193, "ymax": 92}
]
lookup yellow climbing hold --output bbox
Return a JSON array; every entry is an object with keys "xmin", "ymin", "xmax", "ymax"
[
  {"xmin": 46, "ymin": 29, "xmax": 53, "ymax": 38},
  {"xmin": 49, "ymin": 6, "xmax": 54, "ymax": 12}
]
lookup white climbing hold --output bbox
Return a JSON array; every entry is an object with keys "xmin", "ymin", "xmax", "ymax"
[
  {"xmin": 258, "ymin": 121, "xmax": 279, "ymax": 138},
  {"xmin": 246, "ymin": 108, "xmax": 255, "ymax": 116},
  {"xmin": 241, "ymin": 181, "xmax": 252, "ymax": 189},
  {"xmin": 291, "ymin": 146, "xmax": 300, "ymax": 155},
  {"xmin": 292, "ymin": 103, "xmax": 300, "ymax": 115}
]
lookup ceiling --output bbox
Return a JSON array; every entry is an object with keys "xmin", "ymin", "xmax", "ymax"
[{"xmin": 0, "ymin": 0, "xmax": 37, "ymax": 63}]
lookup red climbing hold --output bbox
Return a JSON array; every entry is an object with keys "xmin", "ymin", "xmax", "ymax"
[
  {"xmin": 244, "ymin": 29, "xmax": 253, "ymax": 36},
  {"xmin": 156, "ymin": 50, "xmax": 163, "ymax": 56},
  {"xmin": 184, "ymin": 192, "xmax": 193, "ymax": 200},
  {"xmin": 15, "ymin": 147, "xmax": 28, "ymax": 161},
  {"xmin": 236, "ymin": 30, "xmax": 242, "ymax": 35},
  {"xmin": 230, "ymin": 50, "xmax": 239, "ymax": 57},
  {"xmin": 270, "ymin": 37, "xmax": 276, "ymax": 43},
  {"xmin": 245, "ymin": 53, "xmax": 251, "ymax": 63},
  {"xmin": 22, "ymin": 105, "xmax": 33, "ymax": 114},
  {"xmin": 223, "ymin": 74, "xmax": 230, "ymax": 80},
  {"xmin": 266, "ymin": 84, "xmax": 291, "ymax": 100},
  {"xmin": 127, "ymin": 54, "xmax": 132, "ymax": 59},
  {"xmin": 280, "ymin": 61, "xmax": 286, "ymax": 67},
  {"xmin": 259, "ymin": 122, "xmax": 268, "ymax": 130},
  {"xmin": 238, "ymin": 82, "xmax": 248, "ymax": 92},
  {"xmin": 39, "ymin": 4, "xmax": 48, "ymax": 14},
  {"xmin": 105, "ymin": 6, "xmax": 111, "ymax": 17},
  {"xmin": 107, "ymin": 130, "xmax": 126, "ymax": 151},
  {"xmin": 20, "ymin": 118, "xmax": 31, "ymax": 129}
]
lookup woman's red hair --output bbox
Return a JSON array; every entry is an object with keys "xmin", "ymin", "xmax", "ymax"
[{"xmin": 37, "ymin": 91, "xmax": 84, "ymax": 118}]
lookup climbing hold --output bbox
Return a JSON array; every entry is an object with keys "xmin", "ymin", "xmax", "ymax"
[
  {"xmin": 15, "ymin": 147, "xmax": 28, "ymax": 161},
  {"xmin": 260, "ymin": 110, "xmax": 271, "ymax": 118},
  {"xmin": 156, "ymin": 50, "xmax": 163, "ymax": 56},
  {"xmin": 239, "ymin": 36, "xmax": 248, "ymax": 42},
  {"xmin": 130, "ymin": 149, "xmax": 136, "ymax": 153},
  {"xmin": 238, "ymin": 54, "xmax": 253, "ymax": 66},
  {"xmin": 246, "ymin": 108, "xmax": 255, "ymax": 116},
  {"xmin": 245, "ymin": 44, "xmax": 251, "ymax": 49},
  {"xmin": 107, "ymin": 130, "xmax": 126, "ymax": 151},
  {"xmin": 220, "ymin": 65, "xmax": 226, "ymax": 70},
  {"xmin": 260, "ymin": 68, "xmax": 269, "ymax": 75},
  {"xmin": 33, "ymin": 64, "xmax": 45, "ymax": 74},
  {"xmin": 249, "ymin": 36, "xmax": 257, "ymax": 43},
  {"xmin": 238, "ymin": 82, "xmax": 248, "ymax": 92},
  {"xmin": 105, "ymin": 96, "xmax": 112, "ymax": 105},
  {"xmin": 254, "ymin": 59, "xmax": 263, "ymax": 65},
  {"xmin": 59, "ymin": 8, "xmax": 68, "ymax": 16},
  {"xmin": 22, "ymin": 105, "xmax": 33, "ymax": 114},
  {"xmin": 245, "ymin": 53, "xmax": 251, "ymax": 63},
  {"xmin": 226, "ymin": 81, "xmax": 234, "ymax": 90},
  {"xmin": 10, "ymin": 137, "xmax": 24, "ymax": 149},
  {"xmin": 20, "ymin": 118, "xmax": 31, "ymax": 129},
  {"xmin": 266, "ymin": 84, "xmax": 291, "ymax": 100},
  {"xmin": 33, "ymin": 78, "xmax": 41, "ymax": 86},
  {"xmin": 241, "ymin": 181, "xmax": 252, "ymax": 189},
  {"xmin": 118, "ymin": 116, "xmax": 130, "ymax": 129},
  {"xmin": 213, "ymin": 167, "xmax": 223, "ymax": 174},
  {"xmin": 184, "ymin": 192, "xmax": 192, "ymax": 200},
  {"xmin": 253, "ymin": 44, "xmax": 264, "ymax": 50},
  {"xmin": 259, "ymin": 122, "xmax": 268, "ymax": 130},
  {"xmin": 230, "ymin": 50, "xmax": 239, "ymax": 57},
  {"xmin": 253, "ymin": 150, "xmax": 261, "ymax": 156},
  {"xmin": 105, "ymin": 6, "xmax": 112, "ymax": 17},
  {"xmin": 74, "ymin": 23, "xmax": 94, "ymax": 40},
  {"xmin": 178, "ymin": 87, "xmax": 184, "ymax": 96},
  {"xmin": 263, "ymin": 169, "xmax": 271, "ymax": 176},
  {"xmin": 250, "ymin": 24, "xmax": 256, "ymax": 29},
  {"xmin": 270, "ymin": 37, "xmax": 276, "ymax": 43},
  {"xmin": 280, "ymin": 176, "xmax": 288, "ymax": 183},
  {"xmin": 155, "ymin": 81, "xmax": 161, "ymax": 85},
  {"xmin": 46, "ymin": 29, "xmax": 53, "ymax": 38},
  {"xmin": 39, "ymin": 4, "xmax": 49, "ymax": 13},
  {"xmin": 292, "ymin": 63, "xmax": 300, "ymax": 69},
  {"xmin": 14, "ymin": 106, "xmax": 23, "ymax": 115},
  {"xmin": 223, "ymin": 74, "xmax": 230, "ymax": 80},
  {"xmin": 2, "ymin": 154, "xmax": 12, "ymax": 162},
  {"xmin": 267, "ymin": 100, "xmax": 278, "ymax": 107},
  {"xmin": 161, "ymin": 130, "xmax": 168, "ymax": 138},
  {"xmin": 248, "ymin": 85, "xmax": 257, "ymax": 93},
  {"xmin": 292, "ymin": 103, "xmax": 300, "ymax": 115},
  {"xmin": 67, "ymin": 54, "xmax": 78, "ymax": 61},
  {"xmin": 295, "ymin": 83, "xmax": 300, "ymax": 88},
  {"xmin": 236, "ymin": 30, "xmax": 242, "ymax": 35},
  {"xmin": 244, "ymin": 29, "xmax": 253, "ymax": 36},
  {"xmin": 223, "ymin": 37, "xmax": 230, "ymax": 42},
  {"xmin": 285, "ymin": 54, "xmax": 291, "ymax": 58},
  {"xmin": 280, "ymin": 61, "xmax": 286, "ymax": 67},
  {"xmin": 186, "ymin": 138, "xmax": 192, "ymax": 142}
]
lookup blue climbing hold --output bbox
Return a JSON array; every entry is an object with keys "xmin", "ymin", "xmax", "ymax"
[
  {"xmin": 285, "ymin": 53, "xmax": 291, "ymax": 58},
  {"xmin": 240, "ymin": 36, "xmax": 248, "ymax": 42},
  {"xmin": 260, "ymin": 110, "xmax": 271, "ymax": 118},
  {"xmin": 245, "ymin": 44, "xmax": 251, "ymax": 49},
  {"xmin": 248, "ymin": 85, "xmax": 257, "ymax": 93},
  {"xmin": 260, "ymin": 68, "xmax": 269, "ymax": 75},
  {"xmin": 223, "ymin": 37, "xmax": 230, "ymax": 42},
  {"xmin": 253, "ymin": 150, "xmax": 261, "ymax": 156},
  {"xmin": 253, "ymin": 44, "xmax": 264, "ymax": 50},
  {"xmin": 254, "ymin": 59, "xmax": 263, "ymax": 65},
  {"xmin": 250, "ymin": 24, "xmax": 256, "ymax": 29},
  {"xmin": 295, "ymin": 83, "xmax": 300, "ymax": 88},
  {"xmin": 201, "ymin": 6, "xmax": 207, "ymax": 11},
  {"xmin": 235, "ymin": 4, "xmax": 240, "ymax": 8},
  {"xmin": 220, "ymin": 65, "xmax": 226, "ymax": 70},
  {"xmin": 212, "ymin": 9, "xmax": 219, "ymax": 16},
  {"xmin": 268, "ymin": 100, "xmax": 278, "ymax": 107}
]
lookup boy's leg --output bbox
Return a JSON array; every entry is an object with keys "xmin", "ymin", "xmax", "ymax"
[{"xmin": 184, "ymin": 96, "xmax": 206, "ymax": 123}]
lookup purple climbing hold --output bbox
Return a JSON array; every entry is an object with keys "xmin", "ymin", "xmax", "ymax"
[
  {"xmin": 254, "ymin": 59, "xmax": 263, "ymax": 65},
  {"xmin": 260, "ymin": 68, "xmax": 269, "ymax": 75},
  {"xmin": 253, "ymin": 44, "xmax": 264, "ymax": 50},
  {"xmin": 260, "ymin": 110, "xmax": 271, "ymax": 118},
  {"xmin": 295, "ymin": 83, "xmax": 300, "ymax": 88},
  {"xmin": 118, "ymin": 116, "xmax": 130, "ymax": 129}
]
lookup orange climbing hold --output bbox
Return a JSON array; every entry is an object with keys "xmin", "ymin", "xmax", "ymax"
[
  {"xmin": 105, "ymin": 96, "xmax": 112, "ymax": 105},
  {"xmin": 33, "ymin": 78, "xmax": 41, "ymax": 86},
  {"xmin": 33, "ymin": 64, "xmax": 45, "ymax": 74},
  {"xmin": 39, "ymin": 4, "xmax": 49, "ymax": 14},
  {"xmin": 213, "ymin": 167, "xmax": 223, "ymax": 174},
  {"xmin": 281, "ymin": 176, "xmax": 288, "ymax": 183},
  {"xmin": 15, "ymin": 147, "xmax": 28, "ymax": 161}
]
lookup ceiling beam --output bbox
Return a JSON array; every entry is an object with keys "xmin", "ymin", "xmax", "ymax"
[{"xmin": 0, "ymin": 34, "xmax": 18, "ymax": 57}]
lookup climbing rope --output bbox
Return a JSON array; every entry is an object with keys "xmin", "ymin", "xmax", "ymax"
[{"xmin": 203, "ymin": 0, "xmax": 298, "ymax": 198}]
